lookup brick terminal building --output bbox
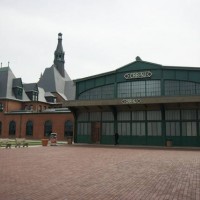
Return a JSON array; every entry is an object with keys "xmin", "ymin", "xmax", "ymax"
[
  {"xmin": 0, "ymin": 33, "xmax": 74, "ymax": 140},
  {"xmin": 1, "ymin": 34, "xmax": 200, "ymax": 147}
]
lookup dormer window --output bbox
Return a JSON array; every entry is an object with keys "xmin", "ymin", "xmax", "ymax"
[
  {"xmin": 12, "ymin": 78, "xmax": 23, "ymax": 100},
  {"xmin": 13, "ymin": 87, "xmax": 23, "ymax": 100}
]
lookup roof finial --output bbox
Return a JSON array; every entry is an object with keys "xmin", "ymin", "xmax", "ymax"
[
  {"xmin": 1, "ymin": 63, "xmax": 2, "ymax": 68},
  {"xmin": 136, "ymin": 56, "xmax": 142, "ymax": 61},
  {"xmin": 8, "ymin": 61, "xmax": 10, "ymax": 67},
  {"xmin": 58, "ymin": 33, "xmax": 62, "ymax": 40}
]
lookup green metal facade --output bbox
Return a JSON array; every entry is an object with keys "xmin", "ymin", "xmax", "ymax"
[{"xmin": 70, "ymin": 60, "xmax": 200, "ymax": 147}]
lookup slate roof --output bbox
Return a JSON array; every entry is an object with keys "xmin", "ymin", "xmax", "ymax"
[
  {"xmin": 23, "ymin": 83, "xmax": 38, "ymax": 92},
  {"xmin": 38, "ymin": 64, "xmax": 75, "ymax": 100},
  {"xmin": 0, "ymin": 67, "xmax": 29, "ymax": 101}
]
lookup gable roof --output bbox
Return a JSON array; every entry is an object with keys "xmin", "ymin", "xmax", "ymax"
[
  {"xmin": 0, "ymin": 67, "xmax": 30, "ymax": 101},
  {"xmin": 38, "ymin": 64, "xmax": 75, "ymax": 100},
  {"xmin": 116, "ymin": 60, "xmax": 162, "ymax": 73}
]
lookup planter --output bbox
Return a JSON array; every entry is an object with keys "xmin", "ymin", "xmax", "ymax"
[
  {"xmin": 67, "ymin": 137, "xmax": 72, "ymax": 145},
  {"xmin": 41, "ymin": 139, "xmax": 49, "ymax": 146},
  {"xmin": 166, "ymin": 140, "xmax": 172, "ymax": 147}
]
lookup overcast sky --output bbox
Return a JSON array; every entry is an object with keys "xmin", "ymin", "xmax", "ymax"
[{"xmin": 0, "ymin": 0, "xmax": 200, "ymax": 83}]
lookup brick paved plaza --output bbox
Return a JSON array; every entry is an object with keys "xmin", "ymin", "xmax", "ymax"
[{"xmin": 0, "ymin": 145, "xmax": 200, "ymax": 200}]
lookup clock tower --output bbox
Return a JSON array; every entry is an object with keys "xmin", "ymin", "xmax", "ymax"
[{"xmin": 54, "ymin": 33, "xmax": 65, "ymax": 77}]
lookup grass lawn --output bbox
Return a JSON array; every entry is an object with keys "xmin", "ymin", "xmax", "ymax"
[{"xmin": 0, "ymin": 139, "xmax": 67, "ymax": 148}]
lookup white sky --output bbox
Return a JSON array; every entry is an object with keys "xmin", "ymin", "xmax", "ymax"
[{"xmin": 0, "ymin": 0, "xmax": 200, "ymax": 83}]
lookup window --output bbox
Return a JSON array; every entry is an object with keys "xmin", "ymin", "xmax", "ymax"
[
  {"xmin": 77, "ymin": 113, "xmax": 89, "ymax": 122},
  {"xmin": 147, "ymin": 111, "xmax": 162, "ymax": 120},
  {"xmin": 132, "ymin": 111, "xmax": 145, "ymax": 121},
  {"xmin": 26, "ymin": 121, "xmax": 33, "ymax": 136},
  {"xmin": 9, "ymin": 121, "xmax": 16, "ymax": 136},
  {"xmin": 165, "ymin": 110, "xmax": 180, "ymax": 120},
  {"xmin": 44, "ymin": 120, "xmax": 52, "ymax": 137},
  {"xmin": 78, "ymin": 84, "xmax": 114, "ymax": 100},
  {"xmin": 146, "ymin": 80, "xmax": 161, "ymax": 96},
  {"xmin": 102, "ymin": 123, "xmax": 114, "ymax": 135},
  {"xmin": 181, "ymin": 110, "xmax": 196, "ymax": 120},
  {"xmin": 132, "ymin": 81, "xmax": 145, "ymax": 97},
  {"xmin": 117, "ymin": 112, "xmax": 131, "ymax": 121},
  {"xmin": 180, "ymin": 81, "xmax": 195, "ymax": 95},
  {"xmin": 182, "ymin": 122, "xmax": 197, "ymax": 136},
  {"xmin": 13, "ymin": 87, "xmax": 23, "ymax": 100},
  {"xmin": 77, "ymin": 123, "xmax": 90, "ymax": 135},
  {"xmin": 147, "ymin": 122, "xmax": 162, "ymax": 136},
  {"xmin": 118, "ymin": 82, "xmax": 131, "ymax": 98},
  {"xmin": 118, "ymin": 122, "xmax": 130, "ymax": 136},
  {"xmin": 165, "ymin": 80, "xmax": 179, "ymax": 96},
  {"xmin": 166, "ymin": 122, "xmax": 180, "ymax": 136},
  {"xmin": 132, "ymin": 123, "xmax": 145, "ymax": 136},
  {"xmin": 117, "ymin": 80, "xmax": 161, "ymax": 98},
  {"xmin": 165, "ymin": 80, "xmax": 200, "ymax": 96},
  {"xmin": 102, "ymin": 112, "xmax": 114, "ymax": 121},
  {"xmin": 64, "ymin": 121, "xmax": 73, "ymax": 137}
]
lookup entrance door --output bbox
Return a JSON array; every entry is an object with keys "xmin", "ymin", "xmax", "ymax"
[{"xmin": 91, "ymin": 122, "xmax": 101, "ymax": 143}]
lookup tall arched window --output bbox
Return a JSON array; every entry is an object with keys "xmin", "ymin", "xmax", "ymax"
[
  {"xmin": 44, "ymin": 120, "xmax": 52, "ymax": 137},
  {"xmin": 0, "ymin": 121, "xmax": 2, "ymax": 135},
  {"xmin": 26, "ymin": 120, "xmax": 33, "ymax": 136},
  {"xmin": 64, "ymin": 120, "xmax": 73, "ymax": 137},
  {"xmin": 9, "ymin": 121, "xmax": 16, "ymax": 136}
]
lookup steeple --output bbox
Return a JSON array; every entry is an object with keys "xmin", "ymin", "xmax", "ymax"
[{"xmin": 54, "ymin": 33, "xmax": 65, "ymax": 77}]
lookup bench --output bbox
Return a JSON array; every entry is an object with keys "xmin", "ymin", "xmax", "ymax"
[
  {"xmin": 0, "ymin": 138, "xmax": 12, "ymax": 148},
  {"xmin": 15, "ymin": 138, "xmax": 28, "ymax": 148}
]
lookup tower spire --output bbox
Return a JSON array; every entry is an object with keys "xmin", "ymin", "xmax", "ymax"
[{"xmin": 54, "ymin": 33, "xmax": 65, "ymax": 77}]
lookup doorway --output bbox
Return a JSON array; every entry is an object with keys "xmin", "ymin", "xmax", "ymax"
[{"xmin": 91, "ymin": 122, "xmax": 101, "ymax": 143}]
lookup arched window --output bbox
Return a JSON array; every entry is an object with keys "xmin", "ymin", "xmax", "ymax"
[
  {"xmin": 64, "ymin": 120, "xmax": 73, "ymax": 137},
  {"xmin": 26, "ymin": 121, "xmax": 33, "ymax": 136},
  {"xmin": 0, "ymin": 121, "xmax": 2, "ymax": 135},
  {"xmin": 9, "ymin": 121, "xmax": 16, "ymax": 136},
  {"xmin": 44, "ymin": 120, "xmax": 52, "ymax": 137}
]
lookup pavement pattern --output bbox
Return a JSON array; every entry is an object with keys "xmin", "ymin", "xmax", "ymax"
[{"xmin": 0, "ymin": 145, "xmax": 200, "ymax": 200}]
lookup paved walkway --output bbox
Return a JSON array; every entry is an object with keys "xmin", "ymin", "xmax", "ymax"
[{"xmin": 0, "ymin": 145, "xmax": 200, "ymax": 200}]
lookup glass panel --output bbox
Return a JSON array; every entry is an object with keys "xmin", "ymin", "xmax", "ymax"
[
  {"xmin": 101, "ymin": 85, "xmax": 114, "ymax": 99},
  {"xmin": 182, "ymin": 122, "xmax": 197, "ymax": 136},
  {"xmin": 90, "ymin": 87, "xmax": 101, "ymax": 99},
  {"xmin": 147, "ymin": 111, "xmax": 162, "ymax": 120},
  {"xmin": 132, "ymin": 122, "xmax": 145, "ymax": 136},
  {"xmin": 146, "ymin": 80, "xmax": 161, "ymax": 96},
  {"xmin": 77, "ymin": 113, "xmax": 89, "ymax": 121},
  {"xmin": 77, "ymin": 123, "xmax": 90, "ymax": 135},
  {"xmin": 9, "ymin": 121, "xmax": 16, "ymax": 136},
  {"xmin": 102, "ymin": 112, "xmax": 114, "ymax": 121},
  {"xmin": 44, "ymin": 120, "xmax": 52, "ymax": 137},
  {"xmin": 196, "ymin": 83, "xmax": 200, "ymax": 94},
  {"xmin": 26, "ymin": 121, "xmax": 33, "ymax": 136},
  {"xmin": 132, "ymin": 111, "xmax": 145, "ymax": 121},
  {"xmin": 78, "ymin": 84, "xmax": 114, "ymax": 100},
  {"xmin": 147, "ymin": 122, "xmax": 162, "ymax": 136},
  {"xmin": 118, "ymin": 122, "xmax": 130, "ymax": 135},
  {"xmin": 165, "ymin": 80, "xmax": 180, "ymax": 96},
  {"xmin": 102, "ymin": 123, "xmax": 114, "ymax": 135},
  {"xmin": 90, "ymin": 112, "xmax": 101, "ymax": 121},
  {"xmin": 165, "ymin": 110, "xmax": 180, "ymax": 120},
  {"xmin": 166, "ymin": 122, "xmax": 180, "ymax": 136},
  {"xmin": 131, "ymin": 81, "xmax": 145, "ymax": 97},
  {"xmin": 117, "ymin": 112, "xmax": 131, "ymax": 121},
  {"xmin": 180, "ymin": 81, "xmax": 195, "ymax": 95},
  {"xmin": 64, "ymin": 121, "xmax": 73, "ymax": 137},
  {"xmin": 117, "ymin": 82, "xmax": 131, "ymax": 98},
  {"xmin": 181, "ymin": 110, "xmax": 196, "ymax": 120}
]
